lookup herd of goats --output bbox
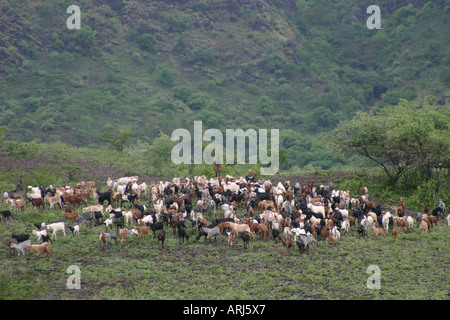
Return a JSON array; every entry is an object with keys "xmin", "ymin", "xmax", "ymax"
[{"xmin": 2, "ymin": 170, "xmax": 450, "ymax": 258}]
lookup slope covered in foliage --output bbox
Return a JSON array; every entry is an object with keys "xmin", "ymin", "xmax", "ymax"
[{"xmin": 0, "ymin": 0, "xmax": 449, "ymax": 170}]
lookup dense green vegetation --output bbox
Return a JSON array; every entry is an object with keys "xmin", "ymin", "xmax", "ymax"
[{"xmin": 0, "ymin": 0, "xmax": 449, "ymax": 171}]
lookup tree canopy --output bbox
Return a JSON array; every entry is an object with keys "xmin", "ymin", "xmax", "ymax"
[{"xmin": 320, "ymin": 98, "xmax": 450, "ymax": 189}]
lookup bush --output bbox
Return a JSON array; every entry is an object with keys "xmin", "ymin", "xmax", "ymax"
[
  {"xmin": 257, "ymin": 96, "xmax": 274, "ymax": 116},
  {"xmin": 186, "ymin": 93, "xmax": 207, "ymax": 110},
  {"xmin": 439, "ymin": 66, "xmax": 450, "ymax": 83},
  {"xmin": 23, "ymin": 97, "xmax": 44, "ymax": 112},
  {"xmin": 155, "ymin": 64, "xmax": 178, "ymax": 87},
  {"xmin": 192, "ymin": 45, "xmax": 214, "ymax": 64},
  {"xmin": 74, "ymin": 27, "xmax": 96, "ymax": 49},
  {"xmin": 173, "ymin": 86, "xmax": 194, "ymax": 103},
  {"xmin": 137, "ymin": 33, "xmax": 157, "ymax": 52}
]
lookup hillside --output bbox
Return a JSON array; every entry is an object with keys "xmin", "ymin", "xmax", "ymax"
[{"xmin": 0, "ymin": 0, "xmax": 449, "ymax": 170}]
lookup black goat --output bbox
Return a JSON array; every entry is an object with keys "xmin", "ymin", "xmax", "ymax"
[
  {"xmin": 0, "ymin": 210, "xmax": 13, "ymax": 220},
  {"xmin": 97, "ymin": 191, "xmax": 112, "ymax": 206},
  {"xmin": 241, "ymin": 232, "xmax": 250, "ymax": 250},
  {"xmin": 148, "ymin": 221, "xmax": 164, "ymax": 237},
  {"xmin": 178, "ymin": 225, "xmax": 189, "ymax": 244},
  {"xmin": 12, "ymin": 233, "xmax": 29, "ymax": 243},
  {"xmin": 121, "ymin": 194, "xmax": 138, "ymax": 208},
  {"xmin": 357, "ymin": 225, "xmax": 366, "ymax": 238}
]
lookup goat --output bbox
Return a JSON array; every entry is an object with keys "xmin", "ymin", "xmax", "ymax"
[
  {"xmin": 320, "ymin": 227, "xmax": 331, "ymax": 242},
  {"xmin": 44, "ymin": 222, "xmax": 66, "ymax": 238},
  {"xmin": 158, "ymin": 230, "xmax": 166, "ymax": 248},
  {"xmin": 68, "ymin": 225, "xmax": 80, "ymax": 235},
  {"xmin": 257, "ymin": 223, "xmax": 269, "ymax": 242},
  {"xmin": 10, "ymin": 240, "xmax": 32, "ymax": 257},
  {"xmin": 391, "ymin": 228, "xmax": 398, "ymax": 239},
  {"xmin": 44, "ymin": 194, "xmax": 63, "ymax": 210},
  {"xmin": 12, "ymin": 233, "xmax": 30, "ymax": 244},
  {"xmin": 297, "ymin": 233, "xmax": 317, "ymax": 253},
  {"xmin": 241, "ymin": 232, "xmax": 250, "ymax": 250},
  {"xmin": 121, "ymin": 193, "xmax": 138, "ymax": 208},
  {"xmin": 134, "ymin": 226, "xmax": 151, "ymax": 242},
  {"xmin": 372, "ymin": 225, "xmax": 386, "ymax": 239},
  {"xmin": 223, "ymin": 221, "xmax": 252, "ymax": 241},
  {"xmin": 429, "ymin": 215, "xmax": 438, "ymax": 229},
  {"xmin": 32, "ymin": 229, "xmax": 48, "ymax": 241},
  {"xmin": 62, "ymin": 211, "xmax": 78, "ymax": 224},
  {"xmin": 83, "ymin": 205, "xmax": 104, "ymax": 215},
  {"xmin": 118, "ymin": 228, "xmax": 129, "ymax": 247},
  {"xmin": 64, "ymin": 194, "xmax": 87, "ymax": 207},
  {"xmin": 276, "ymin": 234, "xmax": 294, "ymax": 256},
  {"xmin": 418, "ymin": 220, "xmax": 428, "ymax": 234},
  {"xmin": 331, "ymin": 226, "xmax": 340, "ymax": 242},
  {"xmin": 26, "ymin": 242, "xmax": 52, "ymax": 258},
  {"xmin": 178, "ymin": 226, "xmax": 190, "ymax": 244},
  {"xmin": 99, "ymin": 232, "xmax": 118, "ymax": 250},
  {"xmin": 196, "ymin": 226, "xmax": 222, "ymax": 244},
  {"xmin": 405, "ymin": 216, "xmax": 414, "ymax": 232},
  {"xmin": 79, "ymin": 211, "xmax": 103, "ymax": 226},
  {"xmin": 357, "ymin": 224, "xmax": 366, "ymax": 238},
  {"xmin": 148, "ymin": 221, "xmax": 164, "ymax": 237},
  {"xmin": 103, "ymin": 218, "xmax": 114, "ymax": 231},
  {"xmin": 8, "ymin": 199, "xmax": 25, "ymax": 213},
  {"xmin": 30, "ymin": 197, "xmax": 45, "ymax": 211},
  {"xmin": 394, "ymin": 217, "xmax": 408, "ymax": 232},
  {"xmin": 0, "ymin": 210, "xmax": 13, "ymax": 221}
]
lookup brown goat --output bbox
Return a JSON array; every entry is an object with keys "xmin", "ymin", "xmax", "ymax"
[
  {"xmin": 257, "ymin": 224, "xmax": 269, "ymax": 242},
  {"xmin": 276, "ymin": 234, "xmax": 294, "ymax": 256},
  {"xmin": 391, "ymin": 228, "xmax": 398, "ymax": 239},
  {"xmin": 134, "ymin": 226, "xmax": 151, "ymax": 241},
  {"xmin": 158, "ymin": 230, "xmax": 166, "ymax": 248},
  {"xmin": 372, "ymin": 226, "xmax": 386, "ymax": 239},
  {"xmin": 118, "ymin": 228, "xmax": 128, "ymax": 247},
  {"xmin": 63, "ymin": 211, "xmax": 79, "ymax": 224},
  {"xmin": 419, "ymin": 220, "xmax": 428, "ymax": 234},
  {"xmin": 321, "ymin": 227, "xmax": 331, "ymax": 241},
  {"xmin": 26, "ymin": 242, "xmax": 52, "ymax": 258},
  {"xmin": 394, "ymin": 217, "xmax": 407, "ymax": 232}
]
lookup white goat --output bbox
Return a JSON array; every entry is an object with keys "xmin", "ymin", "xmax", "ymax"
[
  {"xmin": 10, "ymin": 240, "xmax": 32, "ymax": 256},
  {"xmin": 307, "ymin": 203, "xmax": 325, "ymax": 215},
  {"xmin": 32, "ymin": 229, "xmax": 48, "ymax": 241},
  {"xmin": 331, "ymin": 226, "xmax": 340, "ymax": 241},
  {"xmin": 44, "ymin": 222, "xmax": 66, "ymax": 238}
]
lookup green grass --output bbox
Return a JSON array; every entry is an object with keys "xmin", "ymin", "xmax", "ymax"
[{"xmin": 1, "ymin": 197, "xmax": 449, "ymax": 300}]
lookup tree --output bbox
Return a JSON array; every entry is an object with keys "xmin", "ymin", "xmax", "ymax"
[
  {"xmin": 74, "ymin": 26, "xmax": 96, "ymax": 50},
  {"xmin": 320, "ymin": 98, "xmax": 450, "ymax": 189},
  {"xmin": 100, "ymin": 127, "xmax": 133, "ymax": 152},
  {"xmin": 137, "ymin": 33, "xmax": 157, "ymax": 52},
  {"xmin": 192, "ymin": 45, "xmax": 214, "ymax": 64},
  {"xmin": 155, "ymin": 64, "xmax": 178, "ymax": 87},
  {"xmin": 258, "ymin": 96, "xmax": 275, "ymax": 116},
  {"xmin": 0, "ymin": 126, "xmax": 6, "ymax": 151},
  {"xmin": 144, "ymin": 134, "xmax": 180, "ymax": 177}
]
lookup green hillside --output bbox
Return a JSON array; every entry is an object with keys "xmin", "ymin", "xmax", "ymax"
[{"xmin": 0, "ymin": 0, "xmax": 449, "ymax": 170}]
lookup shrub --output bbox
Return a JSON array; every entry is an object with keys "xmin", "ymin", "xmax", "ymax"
[
  {"xmin": 137, "ymin": 33, "xmax": 157, "ymax": 52},
  {"xmin": 186, "ymin": 93, "xmax": 207, "ymax": 110},
  {"xmin": 257, "ymin": 96, "xmax": 274, "ymax": 115},
  {"xmin": 23, "ymin": 97, "xmax": 44, "ymax": 112},
  {"xmin": 155, "ymin": 64, "xmax": 178, "ymax": 87},
  {"xmin": 74, "ymin": 27, "xmax": 96, "ymax": 49}
]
